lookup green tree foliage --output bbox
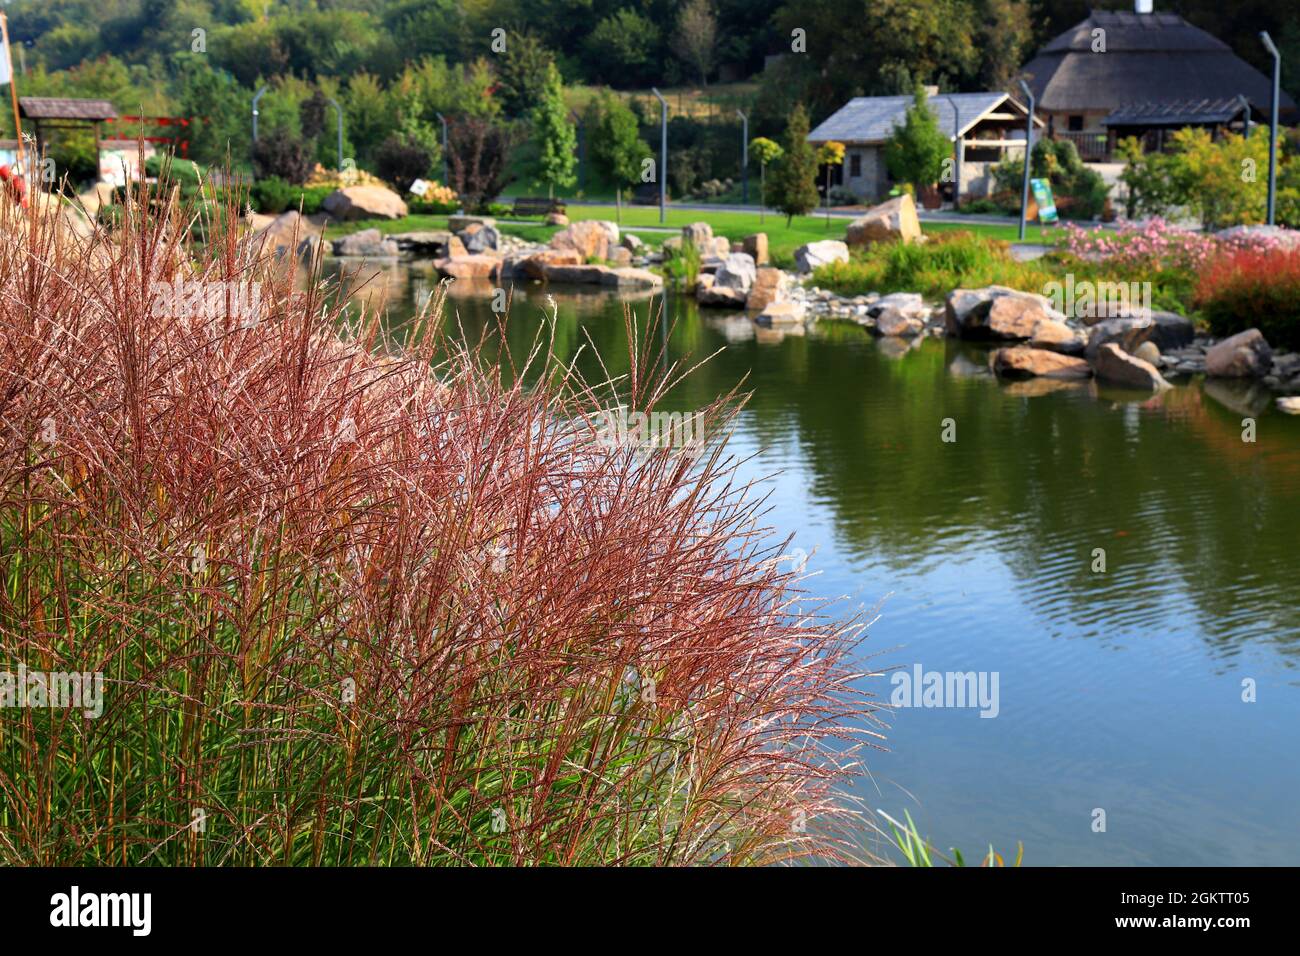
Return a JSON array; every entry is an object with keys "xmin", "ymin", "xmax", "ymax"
[
  {"xmin": 772, "ymin": 105, "xmax": 819, "ymax": 225},
  {"xmin": 993, "ymin": 137, "xmax": 1108, "ymax": 220},
  {"xmin": 884, "ymin": 86, "xmax": 952, "ymax": 192},
  {"xmin": 495, "ymin": 31, "xmax": 557, "ymax": 119},
  {"xmin": 583, "ymin": 9, "xmax": 661, "ymax": 86},
  {"xmin": 586, "ymin": 90, "xmax": 650, "ymax": 218},
  {"xmin": 530, "ymin": 63, "xmax": 577, "ymax": 198}
]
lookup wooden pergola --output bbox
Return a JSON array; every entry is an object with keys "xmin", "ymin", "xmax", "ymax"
[{"xmin": 18, "ymin": 96, "xmax": 120, "ymax": 177}]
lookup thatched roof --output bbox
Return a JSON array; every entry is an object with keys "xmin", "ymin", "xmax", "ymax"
[
  {"xmin": 1021, "ymin": 10, "xmax": 1293, "ymax": 114},
  {"xmin": 18, "ymin": 97, "xmax": 119, "ymax": 121},
  {"xmin": 807, "ymin": 92, "xmax": 1039, "ymax": 146}
]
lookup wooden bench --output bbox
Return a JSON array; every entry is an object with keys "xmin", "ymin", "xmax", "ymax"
[{"xmin": 510, "ymin": 196, "xmax": 566, "ymax": 218}]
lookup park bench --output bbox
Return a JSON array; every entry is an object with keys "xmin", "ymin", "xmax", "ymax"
[{"xmin": 510, "ymin": 196, "xmax": 566, "ymax": 218}]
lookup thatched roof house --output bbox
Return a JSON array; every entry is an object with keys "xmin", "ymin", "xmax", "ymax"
[{"xmin": 1021, "ymin": 5, "xmax": 1293, "ymax": 160}]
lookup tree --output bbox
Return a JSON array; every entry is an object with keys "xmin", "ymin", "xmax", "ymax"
[
  {"xmin": 772, "ymin": 105, "xmax": 819, "ymax": 226},
  {"xmin": 884, "ymin": 86, "xmax": 951, "ymax": 194},
  {"xmin": 446, "ymin": 116, "xmax": 518, "ymax": 212},
  {"xmin": 252, "ymin": 129, "xmax": 313, "ymax": 185},
  {"xmin": 583, "ymin": 10, "xmax": 661, "ymax": 86},
  {"xmin": 587, "ymin": 91, "xmax": 649, "ymax": 222},
  {"xmin": 673, "ymin": 0, "xmax": 718, "ymax": 87},
  {"xmin": 749, "ymin": 136, "xmax": 783, "ymax": 223},
  {"xmin": 376, "ymin": 136, "xmax": 434, "ymax": 194},
  {"xmin": 531, "ymin": 63, "xmax": 577, "ymax": 199},
  {"xmin": 817, "ymin": 141, "xmax": 845, "ymax": 225},
  {"xmin": 495, "ymin": 30, "xmax": 556, "ymax": 119}
]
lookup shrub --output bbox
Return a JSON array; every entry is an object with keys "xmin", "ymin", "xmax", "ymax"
[
  {"xmin": 1195, "ymin": 247, "xmax": 1300, "ymax": 350},
  {"xmin": 252, "ymin": 129, "xmax": 314, "ymax": 185},
  {"xmin": 375, "ymin": 135, "xmax": 434, "ymax": 194},
  {"xmin": 993, "ymin": 139, "xmax": 1107, "ymax": 220},
  {"xmin": 0, "ymin": 176, "xmax": 875, "ymax": 866},
  {"xmin": 813, "ymin": 232, "xmax": 1053, "ymax": 298},
  {"xmin": 250, "ymin": 175, "xmax": 297, "ymax": 214}
]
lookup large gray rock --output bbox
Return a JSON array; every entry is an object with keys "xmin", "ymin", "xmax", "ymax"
[
  {"xmin": 1206, "ymin": 328, "xmax": 1273, "ymax": 378},
  {"xmin": 255, "ymin": 210, "xmax": 321, "ymax": 262},
  {"xmin": 1085, "ymin": 317, "xmax": 1152, "ymax": 362},
  {"xmin": 695, "ymin": 273, "xmax": 748, "ymax": 307},
  {"xmin": 683, "ymin": 221, "xmax": 713, "ymax": 247},
  {"xmin": 793, "ymin": 239, "xmax": 849, "ymax": 274},
  {"xmin": 991, "ymin": 347, "xmax": 1092, "ymax": 380},
  {"xmin": 846, "ymin": 193, "xmax": 922, "ymax": 246},
  {"xmin": 332, "ymin": 228, "xmax": 400, "ymax": 258},
  {"xmin": 714, "ymin": 252, "xmax": 757, "ymax": 293},
  {"xmin": 755, "ymin": 300, "xmax": 806, "ymax": 327},
  {"xmin": 944, "ymin": 286, "xmax": 1065, "ymax": 341},
  {"xmin": 457, "ymin": 221, "xmax": 500, "ymax": 253},
  {"xmin": 321, "ymin": 185, "xmax": 408, "ymax": 221},
  {"xmin": 868, "ymin": 292, "xmax": 928, "ymax": 337},
  {"xmin": 1092, "ymin": 343, "xmax": 1170, "ymax": 390},
  {"xmin": 1029, "ymin": 319, "xmax": 1086, "ymax": 356}
]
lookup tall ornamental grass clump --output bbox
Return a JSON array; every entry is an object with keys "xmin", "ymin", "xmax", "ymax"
[{"xmin": 0, "ymin": 172, "xmax": 878, "ymax": 865}]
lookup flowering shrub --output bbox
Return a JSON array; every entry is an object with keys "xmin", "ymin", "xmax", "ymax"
[
  {"xmin": 0, "ymin": 174, "xmax": 876, "ymax": 866},
  {"xmin": 1195, "ymin": 247, "xmax": 1300, "ymax": 350}
]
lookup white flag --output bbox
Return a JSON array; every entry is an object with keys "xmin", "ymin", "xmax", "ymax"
[{"xmin": 0, "ymin": 42, "xmax": 10, "ymax": 86}]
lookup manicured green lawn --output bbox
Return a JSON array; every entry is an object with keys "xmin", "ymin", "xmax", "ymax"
[{"xmin": 323, "ymin": 206, "xmax": 1066, "ymax": 267}]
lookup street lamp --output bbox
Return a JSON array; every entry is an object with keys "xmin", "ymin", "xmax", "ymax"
[
  {"xmin": 435, "ymin": 112, "xmax": 449, "ymax": 186},
  {"xmin": 1017, "ymin": 79, "xmax": 1036, "ymax": 241},
  {"xmin": 251, "ymin": 85, "xmax": 269, "ymax": 143},
  {"xmin": 326, "ymin": 96, "xmax": 344, "ymax": 172},
  {"xmin": 946, "ymin": 94, "xmax": 962, "ymax": 211},
  {"xmin": 651, "ymin": 87, "xmax": 667, "ymax": 224},
  {"xmin": 736, "ymin": 109, "xmax": 749, "ymax": 204},
  {"xmin": 1261, "ymin": 31, "xmax": 1281, "ymax": 226}
]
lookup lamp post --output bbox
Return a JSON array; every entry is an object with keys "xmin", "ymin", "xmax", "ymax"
[
  {"xmin": 946, "ymin": 94, "xmax": 962, "ymax": 211},
  {"xmin": 571, "ymin": 109, "xmax": 584, "ymax": 191},
  {"xmin": 435, "ymin": 112, "xmax": 449, "ymax": 186},
  {"xmin": 651, "ymin": 87, "xmax": 667, "ymax": 224},
  {"xmin": 736, "ymin": 109, "xmax": 749, "ymax": 204},
  {"xmin": 326, "ymin": 96, "xmax": 344, "ymax": 172},
  {"xmin": 1261, "ymin": 31, "xmax": 1281, "ymax": 226},
  {"xmin": 1017, "ymin": 79, "xmax": 1035, "ymax": 241},
  {"xmin": 251, "ymin": 85, "xmax": 269, "ymax": 143}
]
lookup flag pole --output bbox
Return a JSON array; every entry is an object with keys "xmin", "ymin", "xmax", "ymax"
[{"xmin": 0, "ymin": 12, "xmax": 25, "ymax": 178}]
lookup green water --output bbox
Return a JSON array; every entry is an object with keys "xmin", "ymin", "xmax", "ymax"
[{"xmin": 331, "ymin": 259, "xmax": 1300, "ymax": 866}]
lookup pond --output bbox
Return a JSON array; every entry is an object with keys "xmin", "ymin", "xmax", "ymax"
[{"xmin": 328, "ymin": 258, "xmax": 1300, "ymax": 866}]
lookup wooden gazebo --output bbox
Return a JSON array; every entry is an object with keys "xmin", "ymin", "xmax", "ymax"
[{"xmin": 18, "ymin": 96, "xmax": 119, "ymax": 175}]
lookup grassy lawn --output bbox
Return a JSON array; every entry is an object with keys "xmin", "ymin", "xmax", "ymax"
[{"xmin": 323, "ymin": 206, "xmax": 1067, "ymax": 268}]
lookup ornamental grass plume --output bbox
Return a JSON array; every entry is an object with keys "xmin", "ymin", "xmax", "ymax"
[{"xmin": 0, "ymin": 167, "xmax": 881, "ymax": 865}]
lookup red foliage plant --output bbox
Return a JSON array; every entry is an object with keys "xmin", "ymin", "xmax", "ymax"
[
  {"xmin": 0, "ymin": 171, "xmax": 882, "ymax": 865},
  {"xmin": 1194, "ymin": 246, "xmax": 1300, "ymax": 351}
]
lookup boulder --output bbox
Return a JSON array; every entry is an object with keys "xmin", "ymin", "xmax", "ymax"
[
  {"xmin": 457, "ymin": 221, "xmax": 500, "ymax": 253},
  {"xmin": 621, "ymin": 233, "xmax": 644, "ymax": 253},
  {"xmin": 332, "ymin": 228, "xmax": 400, "ymax": 258},
  {"xmin": 448, "ymin": 215, "xmax": 496, "ymax": 233},
  {"xmin": 1091, "ymin": 343, "xmax": 1170, "ymax": 390},
  {"xmin": 755, "ymin": 300, "xmax": 806, "ymax": 327},
  {"xmin": 714, "ymin": 252, "xmax": 757, "ymax": 293},
  {"xmin": 1124, "ymin": 311, "xmax": 1195, "ymax": 352},
  {"xmin": 610, "ymin": 246, "xmax": 634, "ymax": 267},
  {"xmin": 707, "ymin": 236, "xmax": 732, "ymax": 257},
  {"xmin": 1132, "ymin": 341, "xmax": 1161, "ymax": 366},
  {"xmin": 522, "ymin": 248, "xmax": 583, "ymax": 279},
  {"xmin": 991, "ymin": 347, "xmax": 1092, "ymax": 380},
  {"xmin": 255, "ymin": 210, "xmax": 321, "ymax": 262},
  {"xmin": 875, "ymin": 310, "xmax": 926, "ymax": 338},
  {"xmin": 543, "ymin": 263, "xmax": 611, "ymax": 285},
  {"xmin": 868, "ymin": 292, "xmax": 927, "ymax": 337},
  {"xmin": 746, "ymin": 266, "xmax": 788, "ymax": 311},
  {"xmin": 1085, "ymin": 317, "xmax": 1152, "ymax": 362},
  {"xmin": 1206, "ymin": 328, "xmax": 1273, "ymax": 378},
  {"xmin": 551, "ymin": 220, "xmax": 613, "ymax": 260},
  {"xmin": 683, "ymin": 221, "xmax": 713, "ymax": 247},
  {"xmin": 600, "ymin": 267, "xmax": 663, "ymax": 291},
  {"xmin": 846, "ymin": 193, "xmax": 921, "ymax": 246},
  {"xmin": 743, "ymin": 233, "xmax": 769, "ymax": 265},
  {"xmin": 321, "ymin": 185, "xmax": 408, "ymax": 221},
  {"xmin": 984, "ymin": 296, "xmax": 1051, "ymax": 340},
  {"xmin": 661, "ymin": 236, "xmax": 683, "ymax": 257},
  {"xmin": 545, "ymin": 212, "xmax": 569, "ymax": 226},
  {"xmin": 944, "ymin": 286, "xmax": 1064, "ymax": 339},
  {"xmin": 1029, "ymin": 318, "xmax": 1086, "ymax": 356},
  {"xmin": 793, "ymin": 239, "xmax": 850, "ymax": 274},
  {"xmin": 696, "ymin": 273, "xmax": 748, "ymax": 307},
  {"xmin": 433, "ymin": 254, "xmax": 501, "ymax": 281}
]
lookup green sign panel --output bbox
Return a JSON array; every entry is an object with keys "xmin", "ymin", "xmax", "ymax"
[{"xmin": 1030, "ymin": 178, "xmax": 1058, "ymax": 224}]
